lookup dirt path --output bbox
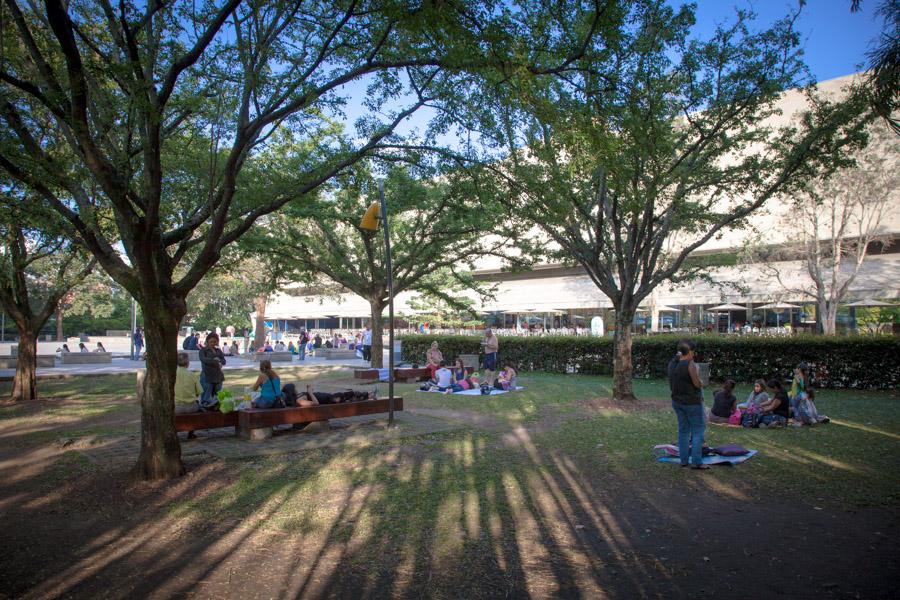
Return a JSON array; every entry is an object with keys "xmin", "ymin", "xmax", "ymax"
[{"xmin": 0, "ymin": 398, "xmax": 897, "ymax": 599}]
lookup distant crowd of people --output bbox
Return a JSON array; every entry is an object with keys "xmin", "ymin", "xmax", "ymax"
[{"xmin": 669, "ymin": 339, "xmax": 829, "ymax": 469}]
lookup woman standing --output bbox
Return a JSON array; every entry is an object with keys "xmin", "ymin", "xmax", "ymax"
[
  {"xmin": 667, "ymin": 339, "xmax": 708, "ymax": 469},
  {"xmin": 198, "ymin": 333, "xmax": 226, "ymax": 408}
]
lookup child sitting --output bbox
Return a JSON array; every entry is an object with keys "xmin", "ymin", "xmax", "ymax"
[{"xmin": 495, "ymin": 364, "xmax": 517, "ymax": 391}]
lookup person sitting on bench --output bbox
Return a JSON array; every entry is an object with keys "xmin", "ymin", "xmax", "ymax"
[
  {"xmin": 251, "ymin": 359, "xmax": 282, "ymax": 408},
  {"xmin": 174, "ymin": 352, "xmax": 203, "ymax": 439},
  {"xmin": 425, "ymin": 342, "xmax": 444, "ymax": 380}
]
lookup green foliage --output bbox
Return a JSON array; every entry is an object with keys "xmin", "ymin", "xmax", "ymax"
[{"xmin": 400, "ymin": 334, "xmax": 900, "ymax": 389}]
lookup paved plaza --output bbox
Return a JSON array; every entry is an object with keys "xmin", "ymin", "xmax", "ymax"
[{"xmin": 0, "ymin": 338, "xmax": 385, "ymax": 379}]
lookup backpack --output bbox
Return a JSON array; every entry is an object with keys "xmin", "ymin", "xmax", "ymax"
[{"xmin": 480, "ymin": 383, "xmax": 492, "ymax": 396}]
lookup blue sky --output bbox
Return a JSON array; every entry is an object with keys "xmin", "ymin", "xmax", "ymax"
[
  {"xmin": 685, "ymin": 0, "xmax": 883, "ymax": 82},
  {"xmin": 342, "ymin": 1, "xmax": 885, "ymax": 143}
]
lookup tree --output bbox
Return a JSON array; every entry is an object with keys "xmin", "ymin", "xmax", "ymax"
[
  {"xmin": 474, "ymin": 1, "xmax": 874, "ymax": 400},
  {"xmin": 761, "ymin": 124, "xmax": 898, "ymax": 334},
  {"xmin": 0, "ymin": 0, "xmax": 546, "ymax": 478},
  {"xmin": 251, "ymin": 162, "xmax": 516, "ymax": 368},
  {"xmin": 0, "ymin": 201, "xmax": 93, "ymax": 402},
  {"xmin": 851, "ymin": 0, "xmax": 899, "ymax": 134}
]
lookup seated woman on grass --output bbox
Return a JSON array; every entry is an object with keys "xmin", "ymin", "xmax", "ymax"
[
  {"xmin": 495, "ymin": 363, "xmax": 517, "ymax": 390},
  {"xmin": 451, "ymin": 358, "xmax": 475, "ymax": 390},
  {"xmin": 251, "ymin": 359, "xmax": 282, "ymax": 409},
  {"xmin": 709, "ymin": 379, "xmax": 737, "ymax": 424},
  {"xmin": 757, "ymin": 379, "xmax": 790, "ymax": 428},
  {"xmin": 739, "ymin": 379, "xmax": 769, "ymax": 413}
]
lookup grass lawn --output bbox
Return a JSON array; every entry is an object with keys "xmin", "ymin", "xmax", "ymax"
[{"xmin": 0, "ymin": 368, "xmax": 897, "ymax": 598}]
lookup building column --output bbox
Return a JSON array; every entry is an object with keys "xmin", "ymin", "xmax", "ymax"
[{"xmin": 651, "ymin": 308, "xmax": 660, "ymax": 332}]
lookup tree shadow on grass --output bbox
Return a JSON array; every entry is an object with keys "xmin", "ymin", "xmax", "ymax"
[{"xmin": 2, "ymin": 382, "xmax": 900, "ymax": 598}]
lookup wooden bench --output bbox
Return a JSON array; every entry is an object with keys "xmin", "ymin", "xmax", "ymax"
[
  {"xmin": 394, "ymin": 367, "xmax": 431, "ymax": 382},
  {"xmin": 174, "ymin": 410, "xmax": 239, "ymax": 433},
  {"xmin": 238, "ymin": 396, "xmax": 404, "ymax": 440},
  {"xmin": 354, "ymin": 368, "xmax": 381, "ymax": 380},
  {"xmin": 251, "ymin": 351, "xmax": 293, "ymax": 362},
  {"xmin": 0, "ymin": 355, "xmax": 56, "ymax": 369},
  {"xmin": 321, "ymin": 348, "xmax": 358, "ymax": 360},
  {"xmin": 60, "ymin": 352, "xmax": 113, "ymax": 364}
]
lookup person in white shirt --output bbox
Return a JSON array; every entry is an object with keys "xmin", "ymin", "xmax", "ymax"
[
  {"xmin": 434, "ymin": 361, "xmax": 453, "ymax": 393},
  {"xmin": 274, "ymin": 340, "xmax": 286, "ymax": 352},
  {"xmin": 362, "ymin": 326, "xmax": 373, "ymax": 362}
]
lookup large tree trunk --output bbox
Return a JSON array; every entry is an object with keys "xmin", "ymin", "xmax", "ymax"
[
  {"xmin": 131, "ymin": 304, "xmax": 185, "ymax": 480},
  {"xmin": 253, "ymin": 295, "xmax": 267, "ymax": 350},
  {"xmin": 612, "ymin": 311, "xmax": 636, "ymax": 401},
  {"xmin": 823, "ymin": 300, "xmax": 839, "ymax": 335},
  {"xmin": 56, "ymin": 307, "xmax": 64, "ymax": 341},
  {"xmin": 11, "ymin": 326, "xmax": 37, "ymax": 402},
  {"xmin": 369, "ymin": 299, "xmax": 385, "ymax": 369}
]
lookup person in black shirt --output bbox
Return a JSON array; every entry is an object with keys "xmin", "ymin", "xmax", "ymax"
[
  {"xmin": 709, "ymin": 379, "xmax": 737, "ymax": 424},
  {"xmin": 667, "ymin": 339, "xmax": 708, "ymax": 469},
  {"xmin": 758, "ymin": 379, "xmax": 789, "ymax": 428}
]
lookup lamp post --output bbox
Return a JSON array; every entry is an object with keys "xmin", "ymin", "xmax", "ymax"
[{"xmin": 360, "ymin": 181, "xmax": 395, "ymax": 426}]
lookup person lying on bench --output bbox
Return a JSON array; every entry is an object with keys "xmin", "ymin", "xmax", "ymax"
[
  {"xmin": 301, "ymin": 385, "xmax": 376, "ymax": 404},
  {"xmin": 174, "ymin": 352, "xmax": 203, "ymax": 438}
]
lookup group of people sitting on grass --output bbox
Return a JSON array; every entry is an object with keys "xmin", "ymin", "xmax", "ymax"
[
  {"xmin": 420, "ymin": 357, "xmax": 517, "ymax": 394},
  {"xmin": 670, "ymin": 340, "xmax": 832, "ymax": 470},
  {"xmin": 696, "ymin": 361, "xmax": 829, "ymax": 429}
]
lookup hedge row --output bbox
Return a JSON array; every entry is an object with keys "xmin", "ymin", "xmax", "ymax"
[{"xmin": 399, "ymin": 334, "xmax": 900, "ymax": 390}]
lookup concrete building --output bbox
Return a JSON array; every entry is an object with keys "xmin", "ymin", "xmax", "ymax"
[{"xmin": 259, "ymin": 74, "xmax": 900, "ymax": 335}]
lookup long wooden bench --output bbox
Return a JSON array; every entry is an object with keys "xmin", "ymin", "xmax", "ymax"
[
  {"xmin": 355, "ymin": 366, "xmax": 473, "ymax": 381},
  {"xmin": 60, "ymin": 352, "xmax": 113, "ymax": 364},
  {"xmin": 394, "ymin": 367, "xmax": 432, "ymax": 382},
  {"xmin": 238, "ymin": 396, "xmax": 404, "ymax": 440},
  {"xmin": 174, "ymin": 410, "xmax": 239, "ymax": 433}
]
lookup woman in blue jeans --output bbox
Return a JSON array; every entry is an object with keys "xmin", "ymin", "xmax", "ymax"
[
  {"xmin": 667, "ymin": 339, "xmax": 708, "ymax": 470},
  {"xmin": 252, "ymin": 359, "xmax": 282, "ymax": 408}
]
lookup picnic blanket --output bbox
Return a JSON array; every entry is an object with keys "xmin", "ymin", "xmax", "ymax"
[
  {"xmin": 415, "ymin": 386, "xmax": 524, "ymax": 396},
  {"xmin": 653, "ymin": 443, "xmax": 757, "ymax": 466}
]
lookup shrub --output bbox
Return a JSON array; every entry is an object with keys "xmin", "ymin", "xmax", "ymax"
[{"xmin": 399, "ymin": 334, "xmax": 900, "ymax": 389}]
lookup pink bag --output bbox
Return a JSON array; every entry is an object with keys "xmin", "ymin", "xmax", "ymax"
[
  {"xmin": 457, "ymin": 379, "xmax": 471, "ymax": 390},
  {"xmin": 728, "ymin": 410, "xmax": 742, "ymax": 426}
]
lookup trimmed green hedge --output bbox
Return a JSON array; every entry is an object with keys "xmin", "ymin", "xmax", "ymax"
[{"xmin": 399, "ymin": 334, "xmax": 900, "ymax": 390}]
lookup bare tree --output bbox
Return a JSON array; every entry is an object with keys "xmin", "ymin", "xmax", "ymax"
[{"xmin": 766, "ymin": 125, "xmax": 899, "ymax": 333}]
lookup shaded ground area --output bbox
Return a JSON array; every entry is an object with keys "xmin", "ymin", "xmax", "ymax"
[{"xmin": 1, "ymin": 369, "xmax": 898, "ymax": 599}]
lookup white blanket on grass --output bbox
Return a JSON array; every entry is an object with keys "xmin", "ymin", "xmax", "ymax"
[{"xmin": 415, "ymin": 386, "xmax": 524, "ymax": 396}]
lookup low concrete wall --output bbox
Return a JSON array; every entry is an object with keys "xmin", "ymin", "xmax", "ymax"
[
  {"xmin": 322, "ymin": 349, "xmax": 358, "ymax": 360},
  {"xmin": 251, "ymin": 352, "xmax": 293, "ymax": 363},
  {"xmin": 177, "ymin": 350, "xmax": 200, "ymax": 362},
  {"xmin": 458, "ymin": 354, "xmax": 479, "ymax": 370},
  {"xmin": 60, "ymin": 352, "xmax": 113, "ymax": 365},
  {"xmin": 0, "ymin": 356, "xmax": 55, "ymax": 369}
]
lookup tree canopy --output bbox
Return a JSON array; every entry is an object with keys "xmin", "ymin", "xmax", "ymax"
[{"xmin": 471, "ymin": 1, "xmax": 875, "ymax": 399}]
